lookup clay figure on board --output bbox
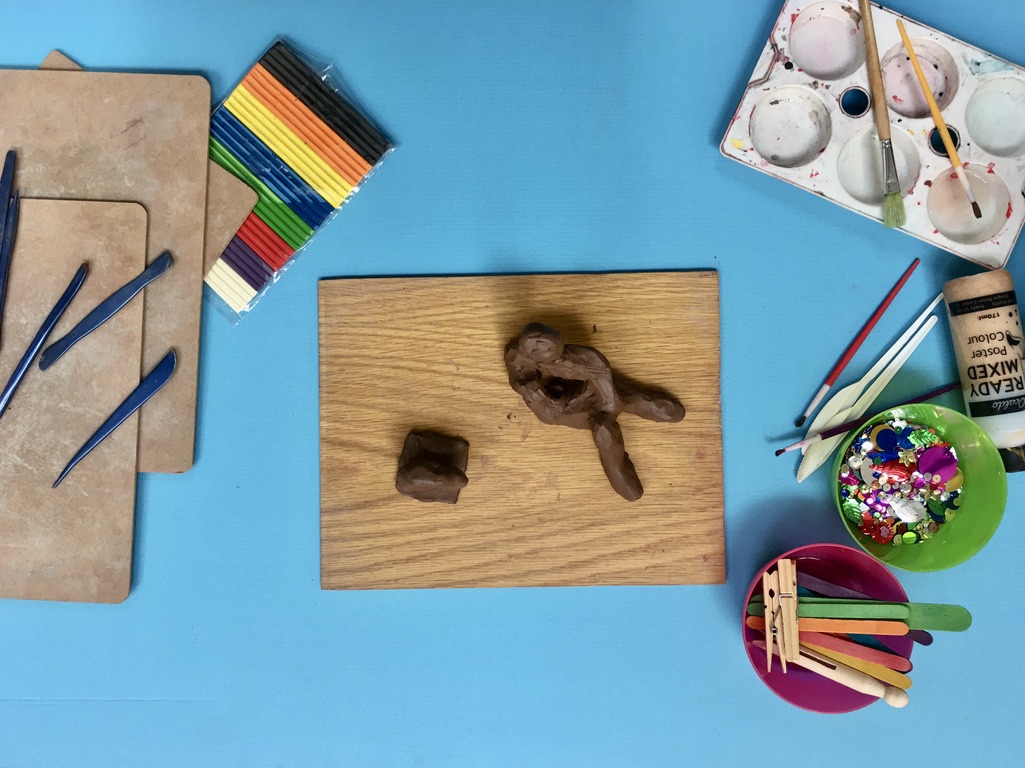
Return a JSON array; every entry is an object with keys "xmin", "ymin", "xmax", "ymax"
[{"xmin": 503, "ymin": 322, "xmax": 685, "ymax": 501}]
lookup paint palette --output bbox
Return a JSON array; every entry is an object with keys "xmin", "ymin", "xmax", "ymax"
[{"xmin": 721, "ymin": 1, "xmax": 1025, "ymax": 268}]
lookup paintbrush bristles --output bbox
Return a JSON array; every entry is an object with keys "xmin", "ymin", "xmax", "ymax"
[{"xmin": 884, "ymin": 192, "xmax": 907, "ymax": 228}]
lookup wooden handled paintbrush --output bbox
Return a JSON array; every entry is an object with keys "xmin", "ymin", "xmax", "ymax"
[
  {"xmin": 897, "ymin": 19, "xmax": 982, "ymax": 218},
  {"xmin": 860, "ymin": 0, "xmax": 906, "ymax": 228}
]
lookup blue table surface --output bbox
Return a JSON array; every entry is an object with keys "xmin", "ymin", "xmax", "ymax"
[{"xmin": 2, "ymin": 1, "xmax": 1023, "ymax": 765}]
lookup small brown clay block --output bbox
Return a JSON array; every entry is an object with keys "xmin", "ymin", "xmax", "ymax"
[{"xmin": 396, "ymin": 431, "xmax": 470, "ymax": 503}]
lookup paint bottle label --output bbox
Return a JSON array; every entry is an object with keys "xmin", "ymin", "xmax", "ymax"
[{"xmin": 944, "ymin": 270, "xmax": 1025, "ymax": 455}]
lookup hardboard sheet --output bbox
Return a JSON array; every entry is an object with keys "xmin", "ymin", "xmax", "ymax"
[
  {"xmin": 0, "ymin": 67, "xmax": 210, "ymax": 473},
  {"xmin": 0, "ymin": 200, "xmax": 147, "ymax": 603},
  {"xmin": 39, "ymin": 50, "xmax": 259, "ymax": 276},
  {"xmin": 319, "ymin": 272, "xmax": 725, "ymax": 589}
]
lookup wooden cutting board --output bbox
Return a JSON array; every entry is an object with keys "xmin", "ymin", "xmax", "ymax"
[
  {"xmin": 0, "ymin": 67, "xmax": 210, "ymax": 473},
  {"xmin": 0, "ymin": 200, "xmax": 146, "ymax": 603},
  {"xmin": 319, "ymin": 272, "xmax": 725, "ymax": 589},
  {"xmin": 38, "ymin": 51, "xmax": 260, "ymax": 277}
]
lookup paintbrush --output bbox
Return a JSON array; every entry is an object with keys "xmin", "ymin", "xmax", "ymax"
[
  {"xmin": 860, "ymin": 0, "xmax": 906, "ymax": 228},
  {"xmin": 897, "ymin": 20, "xmax": 982, "ymax": 219},
  {"xmin": 777, "ymin": 380, "xmax": 960, "ymax": 455},
  {"xmin": 795, "ymin": 258, "xmax": 919, "ymax": 427}
]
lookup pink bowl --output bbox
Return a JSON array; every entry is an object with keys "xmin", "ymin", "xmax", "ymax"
[{"xmin": 742, "ymin": 542, "xmax": 913, "ymax": 714}]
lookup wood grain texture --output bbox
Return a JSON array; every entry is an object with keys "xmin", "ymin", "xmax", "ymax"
[
  {"xmin": 0, "ymin": 67, "xmax": 210, "ymax": 473},
  {"xmin": 319, "ymin": 272, "xmax": 724, "ymax": 589},
  {"xmin": 0, "ymin": 200, "xmax": 146, "ymax": 603}
]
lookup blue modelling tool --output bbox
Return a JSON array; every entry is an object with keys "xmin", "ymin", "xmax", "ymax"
[
  {"xmin": 0, "ymin": 159, "xmax": 20, "ymax": 348},
  {"xmin": 39, "ymin": 250, "xmax": 174, "ymax": 371},
  {"xmin": 53, "ymin": 349, "xmax": 177, "ymax": 488},
  {"xmin": 0, "ymin": 263, "xmax": 88, "ymax": 420}
]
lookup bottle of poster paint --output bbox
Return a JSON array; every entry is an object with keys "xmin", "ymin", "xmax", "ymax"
[{"xmin": 944, "ymin": 269, "xmax": 1025, "ymax": 467}]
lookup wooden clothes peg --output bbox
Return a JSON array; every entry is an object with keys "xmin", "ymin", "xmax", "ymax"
[{"xmin": 777, "ymin": 559, "xmax": 800, "ymax": 664}]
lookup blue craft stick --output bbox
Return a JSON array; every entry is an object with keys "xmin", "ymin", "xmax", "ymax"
[
  {"xmin": 0, "ymin": 262, "xmax": 88, "ymax": 420},
  {"xmin": 39, "ymin": 251, "xmax": 174, "ymax": 371},
  {"xmin": 0, "ymin": 191, "xmax": 21, "ymax": 349},
  {"xmin": 53, "ymin": 349, "xmax": 177, "ymax": 488}
]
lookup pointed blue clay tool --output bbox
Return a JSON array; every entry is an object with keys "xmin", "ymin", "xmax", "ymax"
[
  {"xmin": 0, "ymin": 262, "xmax": 88, "ymax": 420},
  {"xmin": 0, "ymin": 188, "xmax": 21, "ymax": 350},
  {"xmin": 39, "ymin": 250, "xmax": 174, "ymax": 371},
  {"xmin": 53, "ymin": 349, "xmax": 177, "ymax": 488}
]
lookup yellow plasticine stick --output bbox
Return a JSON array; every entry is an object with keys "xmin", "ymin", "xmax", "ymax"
[
  {"xmin": 225, "ymin": 87, "xmax": 351, "ymax": 206},
  {"xmin": 225, "ymin": 90, "xmax": 349, "ymax": 206},
  {"xmin": 246, "ymin": 64, "xmax": 370, "ymax": 182},
  {"xmin": 801, "ymin": 643, "xmax": 913, "ymax": 690},
  {"xmin": 232, "ymin": 84, "xmax": 355, "ymax": 199}
]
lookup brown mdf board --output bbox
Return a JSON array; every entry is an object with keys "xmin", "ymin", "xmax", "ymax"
[
  {"xmin": 39, "ymin": 50, "xmax": 260, "ymax": 275},
  {"xmin": 320, "ymin": 271, "xmax": 725, "ymax": 590},
  {"xmin": 0, "ymin": 199, "xmax": 147, "ymax": 603},
  {"xmin": 0, "ymin": 67, "xmax": 210, "ymax": 473}
]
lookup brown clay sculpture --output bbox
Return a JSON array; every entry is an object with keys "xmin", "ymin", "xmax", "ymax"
[
  {"xmin": 395, "ymin": 430, "xmax": 470, "ymax": 503},
  {"xmin": 503, "ymin": 322, "xmax": 684, "ymax": 501}
]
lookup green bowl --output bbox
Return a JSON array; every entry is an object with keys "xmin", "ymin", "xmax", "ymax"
[{"xmin": 831, "ymin": 403, "xmax": 1007, "ymax": 571}]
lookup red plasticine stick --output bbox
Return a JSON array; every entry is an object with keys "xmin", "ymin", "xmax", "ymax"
[{"xmin": 795, "ymin": 257, "xmax": 920, "ymax": 427}]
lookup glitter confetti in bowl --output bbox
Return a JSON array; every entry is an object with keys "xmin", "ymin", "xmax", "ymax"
[{"xmin": 832, "ymin": 404, "xmax": 1006, "ymax": 571}]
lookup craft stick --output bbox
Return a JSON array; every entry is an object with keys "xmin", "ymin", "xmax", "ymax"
[
  {"xmin": 752, "ymin": 640, "xmax": 908, "ymax": 707},
  {"xmin": 776, "ymin": 381, "xmax": 960, "ymax": 455},
  {"xmin": 247, "ymin": 63, "xmax": 372, "ymax": 182},
  {"xmin": 801, "ymin": 642, "xmax": 912, "ymax": 689},
  {"xmin": 799, "ymin": 631, "xmax": 912, "ymax": 672},
  {"xmin": 54, "ymin": 350, "xmax": 177, "ymax": 488},
  {"xmin": 39, "ymin": 251, "xmax": 173, "ymax": 371},
  {"xmin": 746, "ymin": 615, "xmax": 908, "ymax": 636},
  {"xmin": 0, "ymin": 264, "xmax": 87, "ymax": 420},
  {"xmin": 261, "ymin": 42, "xmax": 390, "ymax": 161},
  {"xmin": 795, "ymin": 258, "xmax": 920, "ymax": 427},
  {"xmin": 896, "ymin": 20, "xmax": 981, "ymax": 218},
  {"xmin": 226, "ymin": 87, "xmax": 352, "ymax": 205},
  {"xmin": 795, "ymin": 569, "xmax": 934, "ymax": 646},
  {"xmin": 748, "ymin": 596, "xmax": 970, "ymax": 631}
]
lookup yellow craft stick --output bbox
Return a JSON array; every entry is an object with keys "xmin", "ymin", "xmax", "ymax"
[
  {"xmin": 225, "ymin": 87, "xmax": 351, "ymax": 206},
  {"xmin": 801, "ymin": 643, "xmax": 913, "ymax": 690}
]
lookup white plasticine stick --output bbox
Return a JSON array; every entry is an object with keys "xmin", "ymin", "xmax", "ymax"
[
  {"xmin": 797, "ymin": 315, "xmax": 938, "ymax": 481},
  {"xmin": 801, "ymin": 293, "xmax": 943, "ymax": 451}
]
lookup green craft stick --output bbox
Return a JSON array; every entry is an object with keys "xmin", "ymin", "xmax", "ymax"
[
  {"xmin": 208, "ymin": 138, "xmax": 312, "ymax": 249},
  {"xmin": 747, "ymin": 597, "xmax": 971, "ymax": 631}
]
